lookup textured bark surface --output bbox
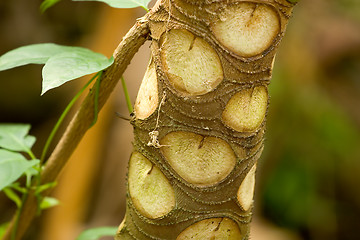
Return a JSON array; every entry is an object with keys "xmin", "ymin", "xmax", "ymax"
[{"xmin": 116, "ymin": 0, "xmax": 296, "ymax": 239}]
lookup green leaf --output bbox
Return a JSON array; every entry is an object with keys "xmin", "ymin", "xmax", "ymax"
[
  {"xmin": 0, "ymin": 124, "xmax": 36, "ymax": 153},
  {"xmin": 40, "ymin": 197, "xmax": 60, "ymax": 209},
  {"xmin": 0, "ymin": 149, "xmax": 39, "ymax": 191},
  {"xmin": 0, "ymin": 43, "xmax": 71, "ymax": 71},
  {"xmin": 0, "ymin": 43, "xmax": 113, "ymax": 95},
  {"xmin": 76, "ymin": 226, "xmax": 118, "ymax": 240},
  {"xmin": 40, "ymin": 0, "xmax": 62, "ymax": 12},
  {"xmin": 41, "ymin": 48, "xmax": 113, "ymax": 94},
  {"xmin": 25, "ymin": 167, "xmax": 40, "ymax": 188},
  {"xmin": 25, "ymin": 166, "xmax": 40, "ymax": 179},
  {"xmin": 3, "ymin": 188, "xmax": 22, "ymax": 208},
  {"xmin": 35, "ymin": 181, "xmax": 57, "ymax": 194},
  {"xmin": 0, "ymin": 222, "xmax": 9, "ymax": 239},
  {"xmin": 8, "ymin": 182, "xmax": 27, "ymax": 194},
  {"xmin": 73, "ymin": 0, "xmax": 151, "ymax": 10}
]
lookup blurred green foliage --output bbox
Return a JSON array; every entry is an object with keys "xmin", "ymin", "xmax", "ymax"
[
  {"xmin": 259, "ymin": 1, "xmax": 360, "ymax": 237},
  {"xmin": 262, "ymin": 67, "xmax": 360, "ymax": 238},
  {"xmin": 332, "ymin": 0, "xmax": 360, "ymax": 21}
]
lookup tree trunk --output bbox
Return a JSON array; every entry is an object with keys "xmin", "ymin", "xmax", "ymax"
[{"xmin": 116, "ymin": 0, "xmax": 296, "ymax": 239}]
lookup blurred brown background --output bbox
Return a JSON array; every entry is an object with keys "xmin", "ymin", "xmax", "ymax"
[{"xmin": 0, "ymin": 0, "xmax": 359, "ymax": 239}]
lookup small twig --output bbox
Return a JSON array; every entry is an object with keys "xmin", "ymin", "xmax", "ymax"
[
  {"xmin": 40, "ymin": 72, "xmax": 101, "ymax": 164},
  {"xmin": 115, "ymin": 112, "xmax": 132, "ymax": 121}
]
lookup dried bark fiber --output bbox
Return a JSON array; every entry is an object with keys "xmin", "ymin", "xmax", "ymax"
[{"xmin": 117, "ymin": 0, "xmax": 296, "ymax": 239}]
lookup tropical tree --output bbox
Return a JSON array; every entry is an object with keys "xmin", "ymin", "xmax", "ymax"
[
  {"xmin": 116, "ymin": 0, "xmax": 298, "ymax": 239},
  {"xmin": 0, "ymin": 0, "xmax": 298, "ymax": 239}
]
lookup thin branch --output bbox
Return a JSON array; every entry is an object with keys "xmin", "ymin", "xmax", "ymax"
[
  {"xmin": 2, "ymin": 15, "xmax": 150, "ymax": 240},
  {"xmin": 40, "ymin": 72, "xmax": 101, "ymax": 164}
]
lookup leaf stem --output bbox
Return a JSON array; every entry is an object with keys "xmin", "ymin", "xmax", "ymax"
[
  {"xmin": 27, "ymin": 151, "xmax": 36, "ymax": 160},
  {"xmin": 90, "ymin": 72, "xmax": 102, "ymax": 127},
  {"xmin": 40, "ymin": 72, "xmax": 101, "ymax": 164},
  {"xmin": 120, "ymin": 76, "xmax": 133, "ymax": 114},
  {"xmin": 11, "ymin": 192, "xmax": 28, "ymax": 240},
  {"xmin": 141, "ymin": 5, "xmax": 149, "ymax": 12}
]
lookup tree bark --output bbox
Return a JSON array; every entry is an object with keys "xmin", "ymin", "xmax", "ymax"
[{"xmin": 116, "ymin": 0, "xmax": 296, "ymax": 239}]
